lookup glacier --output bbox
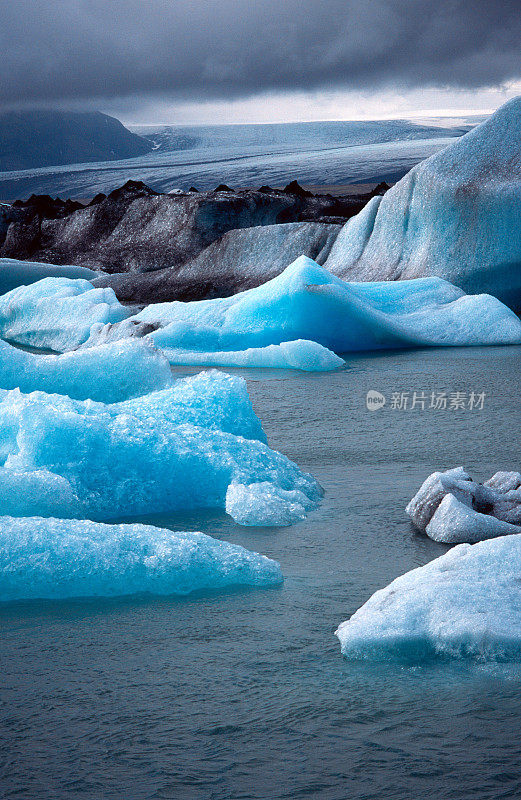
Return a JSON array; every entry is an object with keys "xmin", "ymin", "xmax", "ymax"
[
  {"xmin": 0, "ymin": 257, "xmax": 97, "ymax": 296},
  {"xmin": 407, "ymin": 468, "xmax": 521, "ymax": 543},
  {"xmin": 336, "ymin": 535, "xmax": 521, "ymax": 662},
  {"xmin": 140, "ymin": 256, "xmax": 521, "ymax": 353},
  {"xmin": 0, "ymin": 337, "xmax": 173, "ymax": 402},
  {"xmin": 0, "ymin": 516, "xmax": 282, "ymax": 602},
  {"xmin": 0, "ymin": 370, "xmax": 321, "ymax": 524},
  {"xmin": 325, "ymin": 96, "xmax": 521, "ymax": 312}
]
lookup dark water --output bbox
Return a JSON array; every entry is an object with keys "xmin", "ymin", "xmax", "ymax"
[{"xmin": 1, "ymin": 346, "xmax": 521, "ymax": 800}]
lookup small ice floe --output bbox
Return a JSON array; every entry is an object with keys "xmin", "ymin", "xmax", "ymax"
[
  {"xmin": 335, "ymin": 534, "xmax": 521, "ymax": 662},
  {"xmin": 0, "ymin": 516, "xmax": 282, "ymax": 602},
  {"xmin": 161, "ymin": 339, "xmax": 345, "ymax": 372},
  {"xmin": 406, "ymin": 468, "xmax": 521, "ymax": 543}
]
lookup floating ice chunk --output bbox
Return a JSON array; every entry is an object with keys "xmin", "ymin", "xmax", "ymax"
[
  {"xmin": 0, "ymin": 516, "xmax": 282, "ymax": 602},
  {"xmin": 405, "ymin": 467, "xmax": 471, "ymax": 531},
  {"xmin": 407, "ymin": 468, "xmax": 521, "ymax": 542},
  {"xmin": 0, "ymin": 371, "xmax": 321, "ymax": 524},
  {"xmin": 162, "ymin": 339, "xmax": 344, "ymax": 371},
  {"xmin": 0, "ymin": 257, "xmax": 97, "ymax": 296},
  {"xmin": 0, "ymin": 337, "xmax": 173, "ymax": 402},
  {"xmin": 0, "ymin": 277, "xmax": 131, "ymax": 351},
  {"xmin": 140, "ymin": 257, "xmax": 521, "ymax": 353},
  {"xmin": 426, "ymin": 494, "xmax": 521, "ymax": 544},
  {"xmin": 225, "ymin": 481, "xmax": 317, "ymax": 526},
  {"xmin": 336, "ymin": 535, "xmax": 521, "ymax": 662},
  {"xmin": 325, "ymin": 97, "xmax": 521, "ymax": 312}
]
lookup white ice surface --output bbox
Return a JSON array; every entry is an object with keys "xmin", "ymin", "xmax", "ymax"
[{"xmin": 336, "ymin": 535, "xmax": 521, "ymax": 662}]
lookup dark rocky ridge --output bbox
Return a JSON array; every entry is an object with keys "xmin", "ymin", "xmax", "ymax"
[{"xmin": 0, "ymin": 180, "xmax": 386, "ymax": 301}]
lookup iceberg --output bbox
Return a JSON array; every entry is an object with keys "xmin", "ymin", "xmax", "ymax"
[
  {"xmin": 161, "ymin": 339, "xmax": 345, "ymax": 371},
  {"xmin": 325, "ymin": 97, "xmax": 521, "ymax": 312},
  {"xmin": 0, "ymin": 257, "xmax": 97, "ymax": 296},
  {"xmin": 140, "ymin": 256, "xmax": 521, "ymax": 353},
  {"xmin": 407, "ymin": 468, "xmax": 521, "ymax": 544},
  {"xmin": 0, "ymin": 337, "xmax": 173, "ymax": 402},
  {"xmin": 0, "ymin": 516, "xmax": 282, "ymax": 602},
  {"xmin": 0, "ymin": 371, "xmax": 321, "ymax": 524},
  {"xmin": 335, "ymin": 535, "xmax": 521, "ymax": 662},
  {"xmin": 0, "ymin": 277, "xmax": 132, "ymax": 351}
]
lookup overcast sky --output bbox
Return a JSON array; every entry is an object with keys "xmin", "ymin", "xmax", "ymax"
[{"xmin": 1, "ymin": 0, "xmax": 520, "ymax": 124}]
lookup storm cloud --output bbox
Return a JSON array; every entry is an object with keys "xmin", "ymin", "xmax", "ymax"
[{"xmin": 2, "ymin": 0, "xmax": 521, "ymax": 108}]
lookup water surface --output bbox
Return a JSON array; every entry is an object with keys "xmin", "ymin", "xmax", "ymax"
[{"xmin": 2, "ymin": 346, "xmax": 521, "ymax": 799}]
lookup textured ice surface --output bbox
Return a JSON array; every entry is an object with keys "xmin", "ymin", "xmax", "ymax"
[
  {"xmin": 226, "ymin": 481, "xmax": 316, "ymax": 526},
  {"xmin": 0, "ymin": 258, "xmax": 96, "ymax": 296},
  {"xmin": 407, "ymin": 468, "xmax": 521, "ymax": 543},
  {"xmin": 162, "ymin": 339, "xmax": 345, "ymax": 371},
  {"xmin": 140, "ymin": 257, "xmax": 521, "ymax": 352},
  {"xmin": 0, "ymin": 277, "xmax": 131, "ymax": 351},
  {"xmin": 0, "ymin": 371, "xmax": 321, "ymax": 524},
  {"xmin": 0, "ymin": 516, "xmax": 282, "ymax": 602},
  {"xmin": 325, "ymin": 97, "xmax": 521, "ymax": 311},
  {"xmin": 426, "ymin": 494, "xmax": 521, "ymax": 544},
  {"xmin": 336, "ymin": 535, "xmax": 521, "ymax": 662},
  {"xmin": 0, "ymin": 338, "xmax": 173, "ymax": 401}
]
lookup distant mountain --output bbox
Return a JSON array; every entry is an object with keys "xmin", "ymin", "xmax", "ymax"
[{"xmin": 0, "ymin": 110, "xmax": 153, "ymax": 171}]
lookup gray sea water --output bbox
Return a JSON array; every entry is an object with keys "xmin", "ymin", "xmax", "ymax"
[{"xmin": 2, "ymin": 345, "xmax": 521, "ymax": 800}]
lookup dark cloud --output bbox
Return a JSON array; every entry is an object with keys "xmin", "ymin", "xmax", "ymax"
[{"xmin": 1, "ymin": 0, "xmax": 520, "ymax": 108}]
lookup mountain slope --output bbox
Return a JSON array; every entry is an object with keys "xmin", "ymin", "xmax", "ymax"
[{"xmin": 0, "ymin": 110, "xmax": 153, "ymax": 171}]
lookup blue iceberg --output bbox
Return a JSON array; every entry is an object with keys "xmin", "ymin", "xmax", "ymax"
[
  {"xmin": 0, "ymin": 337, "xmax": 173, "ymax": 402},
  {"xmin": 0, "ymin": 277, "xmax": 132, "ymax": 351},
  {"xmin": 139, "ymin": 256, "xmax": 521, "ymax": 352},
  {"xmin": 0, "ymin": 515, "xmax": 282, "ymax": 602},
  {"xmin": 161, "ymin": 339, "xmax": 345, "ymax": 371},
  {"xmin": 336, "ymin": 535, "xmax": 521, "ymax": 662},
  {"xmin": 325, "ymin": 96, "xmax": 521, "ymax": 312},
  {"xmin": 0, "ymin": 257, "xmax": 97, "ymax": 296},
  {"xmin": 0, "ymin": 371, "xmax": 321, "ymax": 524}
]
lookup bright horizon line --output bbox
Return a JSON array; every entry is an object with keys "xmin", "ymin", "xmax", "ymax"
[{"xmin": 127, "ymin": 109, "xmax": 490, "ymax": 128}]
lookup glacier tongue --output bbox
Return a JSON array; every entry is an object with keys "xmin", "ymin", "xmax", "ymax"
[
  {"xmin": 0, "ymin": 370, "xmax": 321, "ymax": 525},
  {"xmin": 336, "ymin": 535, "xmax": 521, "ymax": 663},
  {"xmin": 0, "ymin": 515, "xmax": 283, "ymax": 602}
]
